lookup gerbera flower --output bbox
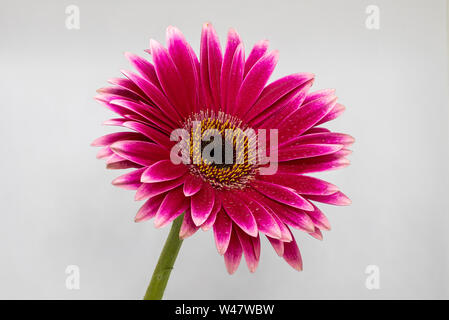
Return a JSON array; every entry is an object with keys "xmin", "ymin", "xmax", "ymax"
[{"xmin": 92, "ymin": 23, "xmax": 353, "ymax": 276}]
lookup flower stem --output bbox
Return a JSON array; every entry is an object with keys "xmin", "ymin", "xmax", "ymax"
[{"xmin": 143, "ymin": 214, "xmax": 184, "ymax": 300}]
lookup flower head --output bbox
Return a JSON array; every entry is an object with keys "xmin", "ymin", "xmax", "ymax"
[{"xmin": 92, "ymin": 23, "xmax": 353, "ymax": 274}]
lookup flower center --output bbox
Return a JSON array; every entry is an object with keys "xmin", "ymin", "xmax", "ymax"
[{"xmin": 183, "ymin": 111, "xmax": 258, "ymax": 190}]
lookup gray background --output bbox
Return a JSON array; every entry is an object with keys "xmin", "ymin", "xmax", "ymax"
[{"xmin": 1, "ymin": 0, "xmax": 448, "ymax": 299}]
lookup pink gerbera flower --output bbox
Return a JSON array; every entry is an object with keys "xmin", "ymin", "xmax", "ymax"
[{"xmin": 92, "ymin": 23, "xmax": 353, "ymax": 275}]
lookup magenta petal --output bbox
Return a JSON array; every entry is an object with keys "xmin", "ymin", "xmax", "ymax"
[
  {"xmin": 235, "ymin": 228, "xmax": 260, "ymax": 273},
  {"xmin": 251, "ymin": 180, "xmax": 313, "ymax": 211},
  {"xmin": 91, "ymin": 132, "xmax": 145, "ymax": 147},
  {"xmin": 235, "ymin": 51, "xmax": 279, "ymax": 117},
  {"xmin": 141, "ymin": 160, "xmax": 187, "ymax": 183},
  {"xmin": 183, "ymin": 174, "xmax": 204, "ymax": 196},
  {"xmin": 285, "ymin": 132, "xmax": 355, "ymax": 148},
  {"xmin": 154, "ymin": 187, "xmax": 189, "ymax": 228},
  {"xmin": 307, "ymin": 203, "xmax": 331, "ymax": 230},
  {"xmin": 306, "ymin": 191, "xmax": 352, "ymax": 206},
  {"xmin": 110, "ymin": 96, "xmax": 176, "ymax": 134},
  {"xmin": 259, "ymin": 174, "xmax": 339, "ymax": 196},
  {"xmin": 134, "ymin": 176, "xmax": 185, "ymax": 201},
  {"xmin": 239, "ymin": 191, "xmax": 281, "ymax": 239},
  {"xmin": 134, "ymin": 193, "xmax": 166, "ymax": 222},
  {"xmin": 316, "ymin": 103, "xmax": 346, "ymax": 126},
  {"xmin": 220, "ymin": 191, "xmax": 258, "ymax": 237},
  {"xmin": 224, "ymin": 44, "xmax": 245, "ymax": 115},
  {"xmin": 276, "ymin": 207, "xmax": 315, "ymax": 233},
  {"xmin": 246, "ymin": 73, "xmax": 314, "ymax": 123},
  {"xmin": 244, "ymin": 39, "xmax": 269, "ymax": 77},
  {"xmin": 221, "ymin": 29, "xmax": 242, "ymax": 110},
  {"xmin": 97, "ymin": 86, "xmax": 142, "ymax": 101},
  {"xmin": 107, "ymin": 160, "xmax": 141, "ymax": 170},
  {"xmin": 278, "ymin": 93, "xmax": 337, "ymax": 145},
  {"xmin": 166, "ymin": 26, "xmax": 199, "ymax": 113},
  {"xmin": 278, "ymin": 144, "xmax": 343, "ymax": 162},
  {"xmin": 191, "ymin": 184, "xmax": 215, "ymax": 226},
  {"xmin": 213, "ymin": 209, "xmax": 233, "ymax": 255},
  {"xmin": 283, "ymin": 231, "xmax": 303, "ymax": 271},
  {"xmin": 179, "ymin": 208, "xmax": 199, "ymax": 239},
  {"xmin": 124, "ymin": 52, "xmax": 161, "ymax": 88},
  {"xmin": 150, "ymin": 39, "xmax": 191, "ymax": 118},
  {"xmin": 201, "ymin": 197, "xmax": 221, "ymax": 231},
  {"xmin": 258, "ymin": 195, "xmax": 315, "ymax": 232},
  {"xmin": 277, "ymin": 153, "xmax": 350, "ymax": 175},
  {"xmin": 110, "ymin": 140, "xmax": 168, "ymax": 166},
  {"xmin": 223, "ymin": 229, "xmax": 243, "ymax": 274},
  {"xmin": 200, "ymin": 23, "xmax": 223, "ymax": 111},
  {"xmin": 123, "ymin": 121, "xmax": 171, "ymax": 149},
  {"xmin": 112, "ymin": 167, "xmax": 145, "ymax": 190},
  {"xmin": 267, "ymin": 236, "xmax": 284, "ymax": 257},
  {"xmin": 121, "ymin": 70, "xmax": 182, "ymax": 123},
  {"xmin": 96, "ymin": 146, "xmax": 113, "ymax": 159},
  {"xmin": 309, "ymin": 228, "xmax": 323, "ymax": 240}
]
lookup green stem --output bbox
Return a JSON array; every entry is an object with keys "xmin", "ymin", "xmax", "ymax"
[{"xmin": 143, "ymin": 214, "xmax": 184, "ymax": 300}]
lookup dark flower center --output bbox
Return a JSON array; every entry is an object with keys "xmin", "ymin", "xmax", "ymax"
[{"xmin": 183, "ymin": 111, "xmax": 257, "ymax": 189}]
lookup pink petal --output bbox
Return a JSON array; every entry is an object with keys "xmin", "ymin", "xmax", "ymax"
[
  {"xmin": 283, "ymin": 132, "xmax": 355, "ymax": 148},
  {"xmin": 245, "ymin": 73, "xmax": 314, "ymax": 122},
  {"xmin": 106, "ymin": 160, "xmax": 141, "ymax": 170},
  {"xmin": 220, "ymin": 191, "xmax": 258, "ymax": 237},
  {"xmin": 201, "ymin": 197, "xmax": 221, "ymax": 231},
  {"xmin": 91, "ymin": 132, "xmax": 146, "ymax": 147},
  {"xmin": 150, "ymin": 39, "xmax": 191, "ymax": 117},
  {"xmin": 97, "ymin": 86, "xmax": 142, "ymax": 101},
  {"xmin": 213, "ymin": 209, "xmax": 233, "ymax": 255},
  {"xmin": 258, "ymin": 196, "xmax": 315, "ymax": 232},
  {"xmin": 257, "ymin": 80, "xmax": 314, "ymax": 129},
  {"xmin": 267, "ymin": 236, "xmax": 284, "ymax": 256},
  {"xmin": 308, "ymin": 227, "xmax": 323, "ymax": 240},
  {"xmin": 110, "ymin": 140, "xmax": 168, "ymax": 167},
  {"xmin": 191, "ymin": 184, "xmax": 215, "ymax": 226},
  {"xmin": 251, "ymin": 180, "xmax": 314, "ymax": 211},
  {"xmin": 96, "ymin": 146, "xmax": 113, "ymax": 159},
  {"xmin": 278, "ymin": 93, "xmax": 337, "ymax": 145},
  {"xmin": 259, "ymin": 174, "xmax": 339, "ymax": 196},
  {"xmin": 123, "ymin": 121, "xmax": 171, "ymax": 149},
  {"xmin": 166, "ymin": 26, "xmax": 200, "ymax": 113},
  {"xmin": 121, "ymin": 70, "xmax": 182, "ymax": 123},
  {"xmin": 221, "ymin": 29, "xmax": 244, "ymax": 113},
  {"xmin": 316, "ymin": 103, "xmax": 346, "ymax": 126},
  {"xmin": 283, "ymin": 231, "xmax": 303, "ymax": 271},
  {"xmin": 110, "ymin": 98, "xmax": 176, "ymax": 133},
  {"xmin": 278, "ymin": 144, "xmax": 343, "ymax": 162},
  {"xmin": 224, "ymin": 44, "xmax": 245, "ymax": 115},
  {"xmin": 306, "ymin": 191, "xmax": 352, "ymax": 206},
  {"xmin": 134, "ymin": 176, "xmax": 185, "ymax": 201},
  {"xmin": 112, "ymin": 167, "xmax": 146, "ymax": 190},
  {"xmin": 239, "ymin": 190, "xmax": 282, "ymax": 239},
  {"xmin": 244, "ymin": 39, "xmax": 269, "ymax": 77},
  {"xmin": 141, "ymin": 160, "xmax": 187, "ymax": 183},
  {"xmin": 179, "ymin": 208, "xmax": 199, "ymax": 239},
  {"xmin": 124, "ymin": 52, "xmax": 161, "ymax": 88},
  {"xmin": 235, "ymin": 227, "xmax": 260, "ymax": 273},
  {"xmin": 223, "ymin": 229, "xmax": 243, "ymax": 274},
  {"xmin": 277, "ymin": 153, "xmax": 350, "ymax": 174},
  {"xmin": 306, "ymin": 203, "xmax": 331, "ymax": 231},
  {"xmin": 183, "ymin": 174, "xmax": 204, "ymax": 196},
  {"xmin": 235, "ymin": 50, "xmax": 279, "ymax": 117},
  {"xmin": 154, "ymin": 187, "xmax": 189, "ymax": 228},
  {"xmin": 108, "ymin": 77, "xmax": 148, "ymax": 101},
  {"xmin": 200, "ymin": 23, "xmax": 222, "ymax": 111},
  {"xmin": 134, "ymin": 193, "xmax": 166, "ymax": 222}
]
